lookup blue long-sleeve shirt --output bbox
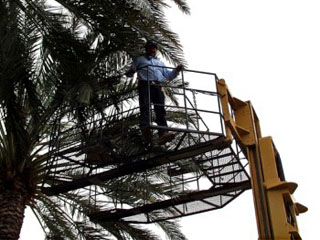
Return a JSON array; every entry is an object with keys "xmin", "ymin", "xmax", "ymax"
[{"xmin": 131, "ymin": 56, "xmax": 178, "ymax": 82}]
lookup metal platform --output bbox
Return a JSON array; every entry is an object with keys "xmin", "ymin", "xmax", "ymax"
[
  {"xmin": 87, "ymin": 141, "xmax": 250, "ymax": 223},
  {"xmin": 42, "ymin": 68, "xmax": 251, "ymax": 223}
]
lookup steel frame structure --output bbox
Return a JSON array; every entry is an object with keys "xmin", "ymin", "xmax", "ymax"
[
  {"xmin": 42, "ymin": 68, "xmax": 251, "ymax": 224},
  {"xmin": 41, "ymin": 67, "xmax": 307, "ymax": 238}
]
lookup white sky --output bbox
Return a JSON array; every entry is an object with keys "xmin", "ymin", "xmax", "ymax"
[
  {"xmin": 165, "ymin": 0, "xmax": 319, "ymax": 239},
  {"xmin": 21, "ymin": 0, "xmax": 319, "ymax": 239}
]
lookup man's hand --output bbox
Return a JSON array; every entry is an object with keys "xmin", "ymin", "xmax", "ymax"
[
  {"xmin": 176, "ymin": 64, "xmax": 184, "ymax": 72},
  {"xmin": 126, "ymin": 66, "xmax": 136, "ymax": 77}
]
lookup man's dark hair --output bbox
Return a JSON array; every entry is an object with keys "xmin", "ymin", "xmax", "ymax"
[{"xmin": 145, "ymin": 41, "xmax": 158, "ymax": 49}]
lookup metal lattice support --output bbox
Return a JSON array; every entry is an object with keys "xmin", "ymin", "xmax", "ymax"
[
  {"xmin": 42, "ymin": 69, "xmax": 252, "ymax": 223},
  {"xmin": 88, "ymin": 142, "xmax": 250, "ymax": 223}
]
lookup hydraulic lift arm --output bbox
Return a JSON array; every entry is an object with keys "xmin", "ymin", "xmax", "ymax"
[{"xmin": 217, "ymin": 79, "xmax": 307, "ymax": 240}]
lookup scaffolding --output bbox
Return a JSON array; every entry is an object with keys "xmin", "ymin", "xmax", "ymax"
[
  {"xmin": 41, "ymin": 66, "xmax": 306, "ymax": 239},
  {"xmin": 42, "ymin": 67, "xmax": 251, "ymax": 223}
]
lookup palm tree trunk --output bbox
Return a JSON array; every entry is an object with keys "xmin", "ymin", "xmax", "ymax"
[{"xmin": 0, "ymin": 189, "xmax": 27, "ymax": 240}]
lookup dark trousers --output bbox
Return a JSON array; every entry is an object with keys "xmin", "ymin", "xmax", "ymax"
[{"xmin": 138, "ymin": 80, "xmax": 167, "ymax": 136}]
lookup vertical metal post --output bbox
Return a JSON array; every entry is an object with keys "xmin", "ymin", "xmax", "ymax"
[
  {"xmin": 192, "ymin": 90, "xmax": 199, "ymax": 130},
  {"xmin": 181, "ymin": 70, "xmax": 189, "ymax": 130},
  {"xmin": 215, "ymin": 74, "xmax": 225, "ymax": 136},
  {"xmin": 147, "ymin": 66, "xmax": 152, "ymax": 126}
]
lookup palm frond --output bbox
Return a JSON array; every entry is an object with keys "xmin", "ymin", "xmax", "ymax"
[
  {"xmin": 169, "ymin": 0, "xmax": 191, "ymax": 14},
  {"xmin": 156, "ymin": 219, "xmax": 187, "ymax": 240},
  {"xmin": 0, "ymin": 0, "xmax": 192, "ymax": 239}
]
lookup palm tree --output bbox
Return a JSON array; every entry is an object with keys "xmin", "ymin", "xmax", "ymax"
[{"xmin": 0, "ymin": 0, "xmax": 190, "ymax": 239}]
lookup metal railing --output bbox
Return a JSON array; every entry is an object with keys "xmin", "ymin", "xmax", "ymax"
[{"xmin": 142, "ymin": 65, "xmax": 225, "ymax": 137}]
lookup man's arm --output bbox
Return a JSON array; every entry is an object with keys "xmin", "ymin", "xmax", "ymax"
[{"xmin": 161, "ymin": 63, "xmax": 184, "ymax": 81}]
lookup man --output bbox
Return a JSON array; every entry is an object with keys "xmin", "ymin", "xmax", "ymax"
[{"xmin": 127, "ymin": 41, "xmax": 183, "ymax": 145}]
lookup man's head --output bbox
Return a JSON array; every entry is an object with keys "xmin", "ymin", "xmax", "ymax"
[{"xmin": 145, "ymin": 41, "xmax": 158, "ymax": 58}]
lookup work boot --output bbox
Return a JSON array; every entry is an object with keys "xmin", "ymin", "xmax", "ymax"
[{"xmin": 158, "ymin": 132, "xmax": 175, "ymax": 145}]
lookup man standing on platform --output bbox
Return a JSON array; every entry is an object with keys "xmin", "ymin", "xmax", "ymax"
[{"xmin": 127, "ymin": 41, "xmax": 183, "ymax": 145}]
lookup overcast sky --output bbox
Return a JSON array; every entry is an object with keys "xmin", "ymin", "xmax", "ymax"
[
  {"xmin": 21, "ymin": 0, "xmax": 318, "ymax": 239},
  {"xmin": 165, "ymin": 0, "xmax": 319, "ymax": 239}
]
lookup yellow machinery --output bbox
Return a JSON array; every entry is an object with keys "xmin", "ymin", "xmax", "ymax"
[{"xmin": 217, "ymin": 79, "xmax": 308, "ymax": 239}]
